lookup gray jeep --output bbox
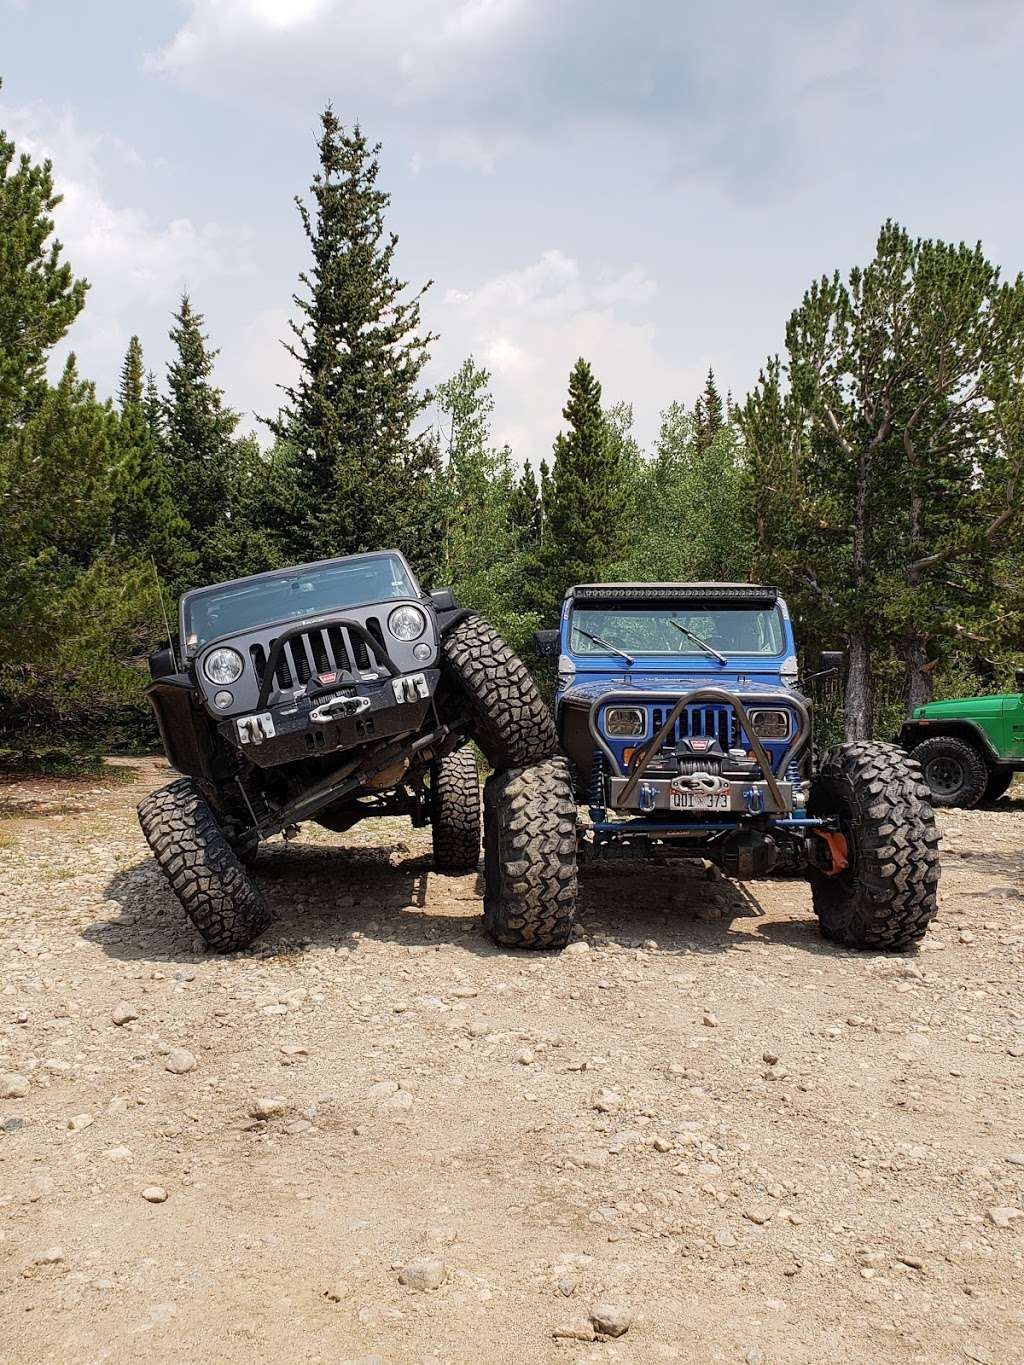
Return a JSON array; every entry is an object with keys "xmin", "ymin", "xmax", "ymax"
[{"xmin": 138, "ymin": 551, "xmax": 575, "ymax": 952}]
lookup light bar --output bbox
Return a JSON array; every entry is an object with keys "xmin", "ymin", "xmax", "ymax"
[{"xmin": 569, "ymin": 584, "xmax": 779, "ymax": 604}]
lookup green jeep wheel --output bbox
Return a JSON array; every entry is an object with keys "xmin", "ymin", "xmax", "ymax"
[{"xmin": 911, "ymin": 734, "xmax": 988, "ymax": 808}]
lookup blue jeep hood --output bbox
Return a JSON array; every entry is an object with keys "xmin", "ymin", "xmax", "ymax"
[{"xmin": 562, "ymin": 671, "xmax": 797, "ymax": 704}]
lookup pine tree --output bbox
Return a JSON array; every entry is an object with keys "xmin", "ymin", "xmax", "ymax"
[
  {"xmin": 143, "ymin": 370, "xmax": 164, "ymax": 447},
  {"xmin": 537, "ymin": 359, "xmax": 626, "ymax": 615},
  {"xmin": 508, "ymin": 462, "xmax": 542, "ymax": 548},
  {"xmin": 272, "ymin": 109, "xmax": 437, "ymax": 575},
  {"xmin": 0, "ymin": 89, "xmax": 88, "ymax": 436},
  {"xmin": 118, "ymin": 336, "xmax": 145, "ymax": 411},
  {"xmin": 163, "ymin": 293, "xmax": 240, "ymax": 578},
  {"xmin": 694, "ymin": 368, "xmax": 724, "ymax": 457}
]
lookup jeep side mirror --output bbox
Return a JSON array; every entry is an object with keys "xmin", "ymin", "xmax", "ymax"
[
  {"xmin": 1015, "ymin": 667, "xmax": 1024, "ymax": 694},
  {"xmin": 819, "ymin": 650, "xmax": 844, "ymax": 679},
  {"xmin": 148, "ymin": 647, "xmax": 178, "ymax": 681},
  {"xmin": 533, "ymin": 629, "xmax": 560, "ymax": 658},
  {"xmin": 429, "ymin": 587, "xmax": 458, "ymax": 612}
]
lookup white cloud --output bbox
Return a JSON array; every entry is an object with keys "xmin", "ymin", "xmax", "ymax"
[
  {"xmin": 1, "ymin": 98, "xmax": 234, "ymax": 394},
  {"xmin": 430, "ymin": 249, "xmax": 701, "ymax": 463}
]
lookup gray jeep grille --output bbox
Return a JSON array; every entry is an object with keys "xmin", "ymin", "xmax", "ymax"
[{"xmin": 250, "ymin": 619, "xmax": 385, "ymax": 692}]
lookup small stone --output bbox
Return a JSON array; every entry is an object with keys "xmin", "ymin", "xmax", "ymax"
[
  {"xmin": 743, "ymin": 1208, "xmax": 770, "ymax": 1225},
  {"xmin": 563, "ymin": 941, "xmax": 590, "ymax": 956},
  {"xmin": 141, "ymin": 1186, "xmax": 168, "ymax": 1203},
  {"xmin": 279, "ymin": 1045, "xmax": 308, "ymax": 1062},
  {"xmin": 324, "ymin": 1282, "xmax": 349, "ymax": 1303},
  {"xmin": 67, "ymin": 1113, "xmax": 93, "ymax": 1132},
  {"xmin": 762, "ymin": 1050, "xmax": 779, "ymax": 1066},
  {"xmin": 250, "ymin": 1096, "xmax": 286, "ymax": 1120},
  {"xmin": 703, "ymin": 1012, "xmax": 719, "ymax": 1028},
  {"xmin": 398, "ymin": 1258, "xmax": 445, "ymax": 1291},
  {"xmin": 450, "ymin": 986, "xmax": 477, "ymax": 999},
  {"xmin": 987, "ymin": 1206, "xmax": 1023, "ymax": 1228},
  {"xmin": 590, "ymin": 1302, "xmax": 633, "ymax": 1337},
  {"xmin": 592, "ymin": 1088, "xmax": 623, "ymax": 1113},
  {"xmin": 713, "ymin": 1228, "xmax": 737, "ymax": 1248},
  {"xmin": 515, "ymin": 1047, "xmax": 534, "ymax": 1066},
  {"xmin": 744, "ymin": 1350, "xmax": 767, "ymax": 1365},
  {"xmin": 652, "ymin": 1136, "xmax": 672, "ymax": 1153},
  {"xmin": 467, "ymin": 1018, "xmax": 492, "ymax": 1038},
  {"xmin": 553, "ymin": 1323, "xmax": 596, "ymax": 1342},
  {"xmin": 368, "ymin": 1080, "xmax": 400, "ymax": 1101},
  {"xmin": 103, "ymin": 1145, "xmax": 133, "ymax": 1162},
  {"xmin": 164, "ymin": 1048, "xmax": 196, "ymax": 1075},
  {"xmin": 35, "ymin": 1245, "xmax": 64, "ymax": 1265},
  {"xmin": 765, "ymin": 1063, "xmax": 789, "ymax": 1081},
  {"xmin": 1, "ymin": 1073, "xmax": 29, "ymax": 1099},
  {"xmin": 284, "ymin": 1119, "xmax": 313, "ymax": 1135},
  {"xmin": 959, "ymin": 929, "xmax": 975, "ymax": 944},
  {"xmin": 1006, "ymin": 1153, "xmax": 1024, "ymax": 1167},
  {"xmin": 557, "ymin": 1272, "xmax": 579, "ymax": 1297},
  {"xmin": 111, "ymin": 1003, "xmax": 138, "ymax": 1026}
]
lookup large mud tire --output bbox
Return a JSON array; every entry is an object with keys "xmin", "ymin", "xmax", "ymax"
[
  {"xmin": 441, "ymin": 614, "xmax": 558, "ymax": 769},
  {"xmin": 431, "ymin": 747, "xmax": 482, "ymax": 873},
  {"xmin": 483, "ymin": 758, "xmax": 578, "ymax": 949},
  {"xmin": 910, "ymin": 734, "xmax": 988, "ymax": 808},
  {"xmin": 807, "ymin": 742, "xmax": 939, "ymax": 951},
  {"xmin": 138, "ymin": 778, "xmax": 273, "ymax": 953}
]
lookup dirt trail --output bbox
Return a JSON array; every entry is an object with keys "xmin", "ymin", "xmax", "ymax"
[{"xmin": 1, "ymin": 759, "xmax": 1023, "ymax": 1364}]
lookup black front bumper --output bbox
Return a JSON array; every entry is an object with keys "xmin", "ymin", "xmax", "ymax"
[{"xmin": 218, "ymin": 669, "xmax": 440, "ymax": 768}]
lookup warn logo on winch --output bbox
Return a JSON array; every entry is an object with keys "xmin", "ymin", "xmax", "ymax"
[
  {"xmin": 318, "ymin": 672, "xmax": 337, "ymax": 685},
  {"xmin": 688, "ymin": 738, "xmax": 714, "ymax": 752}
]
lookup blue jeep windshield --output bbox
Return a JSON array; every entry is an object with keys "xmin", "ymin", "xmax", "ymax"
[
  {"xmin": 183, "ymin": 554, "xmax": 416, "ymax": 651},
  {"xmin": 569, "ymin": 605, "xmax": 785, "ymax": 658}
]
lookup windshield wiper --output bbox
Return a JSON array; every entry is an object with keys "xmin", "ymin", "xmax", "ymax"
[
  {"xmin": 669, "ymin": 620, "xmax": 727, "ymax": 665},
  {"xmin": 574, "ymin": 628, "xmax": 635, "ymax": 666}
]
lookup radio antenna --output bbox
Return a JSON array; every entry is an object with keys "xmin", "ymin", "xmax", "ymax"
[{"xmin": 151, "ymin": 558, "xmax": 178, "ymax": 672}]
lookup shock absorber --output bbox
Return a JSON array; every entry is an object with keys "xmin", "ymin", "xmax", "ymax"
[{"xmin": 589, "ymin": 747, "xmax": 606, "ymax": 821}]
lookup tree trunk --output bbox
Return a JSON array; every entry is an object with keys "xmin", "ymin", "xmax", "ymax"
[
  {"xmin": 845, "ymin": 630, "xmax": 872, "ymax": 740},
  {"xmin": 905, "ymin": 634, "xmax": 933, "ymax": 713}
]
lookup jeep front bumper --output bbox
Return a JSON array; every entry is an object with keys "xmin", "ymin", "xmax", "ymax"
[
  {"xmin": 607, "ymin": 774, "xmax": 796, "ymax": 815},
  {"xmin": 220, "ymin": 669, "xmax": 440, "ymax": 768}
]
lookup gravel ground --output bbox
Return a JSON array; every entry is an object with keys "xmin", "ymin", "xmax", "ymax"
[{"xmin": 1, "ymin": 757, "xmax": 1023, "ymax": 1365}]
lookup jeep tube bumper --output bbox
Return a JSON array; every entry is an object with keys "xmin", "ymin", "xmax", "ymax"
[
  {"xmin": 220, "ymin": 669, "xmax": 440, "ymax": 768},
  {"xmin": 588, "ymin": 685, "xmax": 811, "ymax": 822}
]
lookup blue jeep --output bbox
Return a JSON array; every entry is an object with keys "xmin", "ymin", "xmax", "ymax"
[{"xmin": 535, "ymin": 582, "xmax": 940, "ymax": 951}]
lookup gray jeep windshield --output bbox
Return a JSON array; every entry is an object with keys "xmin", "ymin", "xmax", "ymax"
[
  {"xmin": 569, "ymin": 605, "xmax": 785, "ymax": 658},
  {"xmin": 183, "ymin": 554, "xmax": 416, "ymax": 651}
]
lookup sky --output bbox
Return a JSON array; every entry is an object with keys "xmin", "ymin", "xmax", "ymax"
[{"xmin": 3, "ymin": 0, "xmax": 1024, "ymax": 464}]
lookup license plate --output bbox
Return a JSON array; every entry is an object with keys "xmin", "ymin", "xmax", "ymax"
[{"xmin": 671, "ymin": 790, "xmax": 730, "ymax": 811}]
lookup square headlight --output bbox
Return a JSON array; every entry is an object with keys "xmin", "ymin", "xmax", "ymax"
[
  {"xmin": 749, "ymin": 708, "xmax": 790, "ymax": 740},
  {"xmin": 605, "ymin": 706, "xmax": 647, "ymax": 739}
]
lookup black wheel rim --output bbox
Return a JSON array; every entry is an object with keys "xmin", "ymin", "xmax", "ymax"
[{"xmin": 924, "ymin": 756, "xmax": 964, "ymax": 797}]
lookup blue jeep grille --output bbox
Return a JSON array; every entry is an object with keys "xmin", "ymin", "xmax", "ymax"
[{"xmin": 652, "ymin": 703, "xmax": 736, "ymax": 749}]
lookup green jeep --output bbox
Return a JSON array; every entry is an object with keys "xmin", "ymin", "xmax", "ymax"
[{"xmin": 899, "ymin": 669, "xmax": 1024, "ymax": 807}]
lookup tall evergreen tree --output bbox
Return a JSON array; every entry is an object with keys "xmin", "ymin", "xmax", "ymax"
[
  {"xmin": 694, "ymin": 367, "xmax": 724, "ymax": 456},
  {"xmin": 272, "ymin": 109, "xmax": 437, "ymax": 576},
  {"xmin": 143, "ymin": 370, "xmax": 164, "ymax": 447},
  {"xmin": 508, "ymin": 462, "xmax": 542, "ymax": 548},
  {"xmin": 163, "ymin": 293, "xmax": 240, "ymax": 582},
  {"xmin": 118, "ymin": 335, "xmax": 145, "ymax": 411},
  {"xmin": 740, "ymin": 221, "xmax": 1024, "ymax": 736},
  {"xmin": 538, "ymin": 359, "xmax": 626, "ymax": 616},
  {"xmin": 0, "ymin": 89, "xmax": 88, "ymax": 436}
]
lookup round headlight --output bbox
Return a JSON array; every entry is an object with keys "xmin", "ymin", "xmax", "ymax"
[
  {"xmin": 204, "ymin": 647, "xmax": 244, "ymax": 685},
  {"xmin": 388, "ymin": 605, "xmax": 426, "ymax": 642}
]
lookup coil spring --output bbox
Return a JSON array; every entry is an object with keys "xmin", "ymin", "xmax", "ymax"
[{"xmin": 589, "ymin": 748, "xmax": 606, "ymax": 808}]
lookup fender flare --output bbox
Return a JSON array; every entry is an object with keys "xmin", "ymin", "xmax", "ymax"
[{"xmin": 900, "ymin": 719, "xmax": 999, "ymax": 764}]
